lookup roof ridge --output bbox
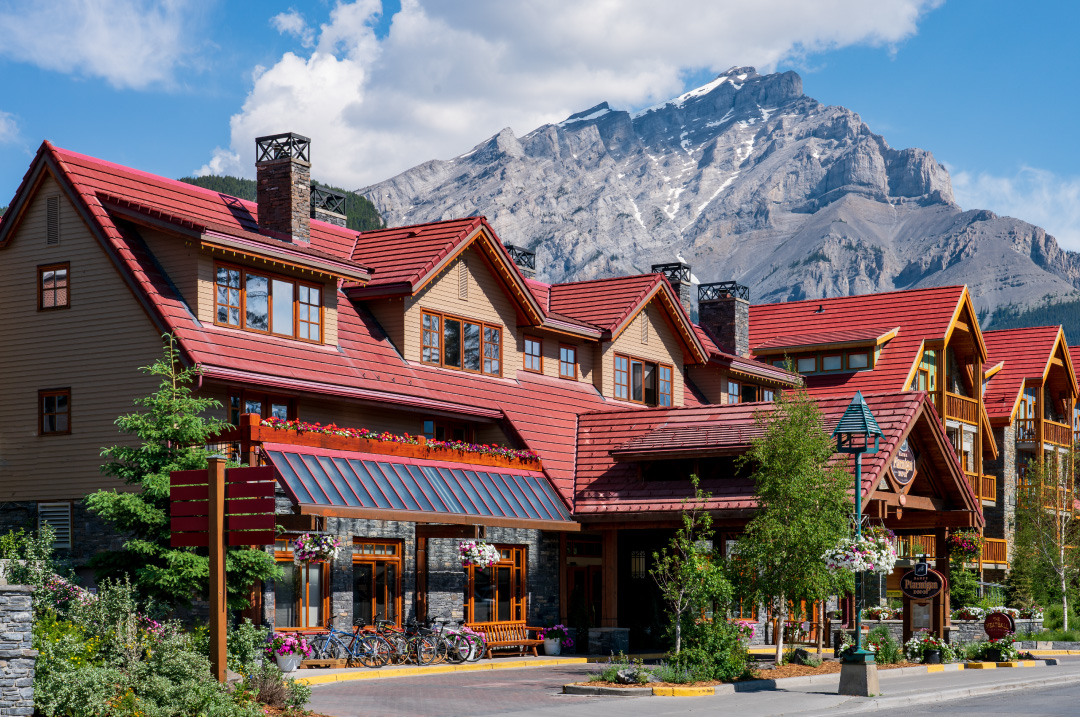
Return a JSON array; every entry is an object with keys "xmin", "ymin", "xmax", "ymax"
[
  {"xmin": 357, "ymin": 216, "xmax": 482, "ymax": 235},
  {"xmin": 550, "ymin": 273, "xmax": 660, "ymax": 290},
  {"xmin": 753, "ymin": 285, "xmax": 965, "ymax": 309}
]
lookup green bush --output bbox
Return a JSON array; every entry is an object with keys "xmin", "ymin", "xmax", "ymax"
[
  {"xmin": 949, "ymin": 562, "xmax": 980, "ymax": 608},
  {"xmin": 669, "ymin": 618, "xmax": 750, "ymax": 682},
  {"xmin": 867, "ymin": 626, "xmax": 903, "ymax": 665},
  {"xmin": 235, "ymin": 662, "xmax": 310, "ymax": 711}
]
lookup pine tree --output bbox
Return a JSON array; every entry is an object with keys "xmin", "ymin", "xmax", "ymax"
[{"xmin": 86, "ymin": 335, "xmax": 280, "ymax": 610}]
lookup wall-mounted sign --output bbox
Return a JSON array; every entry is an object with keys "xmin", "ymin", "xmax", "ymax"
[
  {"xmin": 900, "ymin": 568, "xmax": 945, "ymax": 600},
  {"xmin": 892, "ymin": 440, "xmax": 916, "ymax": 485},
  {"xmin": 984, "ymin": 612, "xmax": 1015, "ymax": 640}
]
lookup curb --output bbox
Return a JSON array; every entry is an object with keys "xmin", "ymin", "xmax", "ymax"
[
  {"xmin": 562, "ymin": 685, "xmax": 652, "ymax": 697},
  {"xmin": 300, "ymin": 657, "xmax": 590, "ymax": 686}
]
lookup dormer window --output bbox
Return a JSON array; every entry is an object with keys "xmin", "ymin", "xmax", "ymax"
[
  {"xmin": 421, "ymin": 310, "xmax": 502, "ymax": 376},
  {"xmin": 214, "ymin": 262, "xmax": 322, "ymax": 343},
  {"xmin": 614, "ymin": 353, "xmax": 672, "ymax": 406}
]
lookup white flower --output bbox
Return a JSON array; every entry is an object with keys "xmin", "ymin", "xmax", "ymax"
[{"xmin": 822, "ymin": 535, "xmax": 898, "ymax": 574}]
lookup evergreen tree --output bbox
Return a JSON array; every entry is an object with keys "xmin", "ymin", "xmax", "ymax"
[
  {"xmin": 86, "ymin": 335, "xmax": 280, "ymax": 610},
  {"xmin": 731, "ymin": 389, "xmax": 853, "ymax": 664}
]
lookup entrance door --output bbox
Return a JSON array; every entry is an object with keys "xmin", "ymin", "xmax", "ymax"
[{"xmin": 567, "ymin": 566, "xmax": 602, "ymax": 627}]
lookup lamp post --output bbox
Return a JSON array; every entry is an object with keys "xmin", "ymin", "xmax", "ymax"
[{"xmin": 832, "ymin": 391, "xmax": 883, "ymax": 696}]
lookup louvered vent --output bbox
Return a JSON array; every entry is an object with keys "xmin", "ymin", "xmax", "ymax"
[
  {"xmin": 38, "ymin": 502, "xmax": 72, "ymax": 549},
  {"xmin": 46, "ymin": 196, "xmax": 60, "ymax": 245},
  {"xmin": 641, "ymin": 306, "xmax": 649, "ymax": 344},
  {"xmin": 458, "ymin": 258, "xmax": 468, "ymax": 300}
]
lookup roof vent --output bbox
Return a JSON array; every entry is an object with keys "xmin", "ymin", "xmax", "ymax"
[
  {"xmin": 255, "ymin": 132, "xmax": 312, "ymax": 243},
  {"xmin": 815, "ymin": 304, "xmax": 824, "ymax": 314},
  {"xmin": 504, "ymin": 244, "xmax": 536, "ymax": 279},
  {"xmin": 311, "ymin": 185, "xmax": 347, "ymax": 227}
]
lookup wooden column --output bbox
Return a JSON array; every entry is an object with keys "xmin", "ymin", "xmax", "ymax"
[
  {"xmin": 934, "ymin": 528, "xmax": 950, "ymax": 638},
  {"xmin": 416, "ymin": 535, "xmax": 428, "ymax": 621},
  {"xmin": 208, "ymin": 456, "xmax": 227, "ymax": 682},
  {"xmin": 601, "ymin": 530, "xmax": 618, "ymax": 627},
  {"xmin": 974, "ymin": 354, "xmax": 983, "ymax": 478},
  {"xmin": 559, "ymin": 533, "xmax": 568, "ymax": 624},
  {"xmin": 936, "ymin": 340, "xmax": 947, "ymax": 423}
]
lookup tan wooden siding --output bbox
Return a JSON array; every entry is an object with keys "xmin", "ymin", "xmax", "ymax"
[
  {"xmin": 139, "ymin": 228, "xmax": 200, "ymax": 310},
  {"xmin": 688, "ymin": 365, "xmax": 731, "ymax": 404},
  {"xmin": 600, "ymin": 297, "xmax": 685, "ymax": 405},
  {"xmin": 365, "ymin": 296, "xmax": 407, "ymax": 354},
  {"xmin": 404, "ymin": 248, "xmax": 521, "ymax": 374},
  {"xmin": 518, "ymin": 330, "xmax": 592, "ymax": 382},
  {"xmin": 0, "ymin": 174, "xmax": 166, "ymax": 500}
]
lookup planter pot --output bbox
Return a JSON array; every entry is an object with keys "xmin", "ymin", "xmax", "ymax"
[
  {"xmin": 276, "ymin": 654, "xmax": 302, "ymax": 672},
  {"xmin": 544, "ymin": 638, "xmax": 562, "ymax": 656},
  {"xmin": 923, "ymin": 649, "xmax": 942, "ymax": 665},
  {"xmin": 983, "ymin": 648, "xmax": 1003, "ymax": 662}
]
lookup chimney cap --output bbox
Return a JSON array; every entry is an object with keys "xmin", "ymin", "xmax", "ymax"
[
  {"xmin": 311, "ymin": 184, "xmax": 347, "ymax": 217},
  {"xmin": 503, "ymin": 244, "xmax": 536, "ymax": 272},
  {"xmin": 651, "ymin": 262, "xmax": 691, "ymax": 284},
  {"xmin": 699, "ymin": 281, "xmax": 749, "ymax": 302},
  {"xmin": 256, "ymin": 132, "xmax": 311, "ymax": 163}
]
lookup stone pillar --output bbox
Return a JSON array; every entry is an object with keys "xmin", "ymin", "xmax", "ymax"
[
  {"xmin": 256, "ymin": 132, "xmax": 312, "ymax": 243},
  {"xmin": 699, "ymin": 295, "xmax": 750, "ymax": 357},
  {"xmin": 0, "ymin": 585, "xmax": 36, "ymax": 716}
]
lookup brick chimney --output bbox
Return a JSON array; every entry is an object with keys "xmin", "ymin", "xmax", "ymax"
[
  {"xmin": 698, "ymin": 281, "xmax": 750, "ymax": 357},
  {"xmin": 256, "ymin": 132, "xmax": 311, "ymax": 242},
  {"xmin": 311, "ymin": 185, "xmax": 347, "ymax": 227},
  {"xmin": 504, "ymin": 244, "xmax": 536, "ymax": 279},
  {"xmin": 651, "ymin": 262, "xmax": 692, "ymax": 315}
]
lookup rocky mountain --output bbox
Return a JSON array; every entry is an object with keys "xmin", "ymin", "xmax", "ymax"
[{"xmin": 359, "ymin": 67, "xmax": 1080, "ymax": 316}]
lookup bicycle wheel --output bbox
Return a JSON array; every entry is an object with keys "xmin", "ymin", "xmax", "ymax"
[
  {"xmin": 444, "ymin": 634, "xmax": 469, "ymax": 664},
  {"xmin": 357, "ymin": 634, "xmax": 391, "ymax": 668},
  {"xmin": 463, "ymin": 633, "xmax": 485, "ymax": 662},
  {"xmin": 309, "ymin": 632, "xmax": 333, "ymax": 660},
  {"xmin": 384, "ymin": 633, "xmax": 410, "ymax": 665},
  {"xmin": 324, "ymin": 635, "xmax": 350, "ymax": 661},
  {"xmin": 413, "ymin": 636, "xmax": 438, "ymax": 666}
]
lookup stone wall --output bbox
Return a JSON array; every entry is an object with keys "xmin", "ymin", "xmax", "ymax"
[
  {"xmin": 0, "ymin": 500, "xmax": 124, "ymax": 576},
  {"xmin": 983, "ymin": 425, "xmax": 1017, "ymax": 547},
  {"xmin": 850, "ymin": 618, "xmax": 1044, "ymax": 646},
  {"xmin": 0, "ymin": 585, "xmax": 35, "ymax": 716},
  {"xmin": 699, "ymin": 296, "xmax": 749, "ymax": 357}
]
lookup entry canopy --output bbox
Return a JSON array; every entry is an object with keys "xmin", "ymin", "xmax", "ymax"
[{"xmin": 262, "ymin": 443, "xmax": 578, "ymax": 531}]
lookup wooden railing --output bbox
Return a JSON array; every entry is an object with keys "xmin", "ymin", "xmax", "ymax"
[
  {"xmin": 946, "ymin": 392, "xmax": 978, "ymax": 425},
  {"xmin": 981, "ymin": 538, "xmax": 1008, "ymax": 566},
  {"xmin": 963, "ymin": 471, "xmax": 996, "ymax": 502},
  {"xmin": 1015, "ymin": 418, "xmax": 1036, "ymax": 442},
  {"xmin": 1045, "ymin": 420, "xmax": 1073, "ymax": 447},
  {"xmin": 894, "ymin": 534, "xmax": 936, "ymax": 559}
]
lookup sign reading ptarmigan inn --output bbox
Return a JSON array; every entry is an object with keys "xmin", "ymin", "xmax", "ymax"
[
  {"xmin": 892, "ymin": 439, "xmax": 916, "ymax": 486},
  {"xmin": 900, "ymin": 568, "xmax": 945, "ymax": 600}
]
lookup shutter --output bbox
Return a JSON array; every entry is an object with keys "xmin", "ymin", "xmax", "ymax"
[
  {"xmin": 46, "ymin": 196, "xmax": 60, "ymax": 245},
  {"xmin": 38, "ymin": 502, "xmax": 72, "ymax": 549},
  {"xmin": 458, "ymin": 258, "xmax": 468, "ymax": 300}
]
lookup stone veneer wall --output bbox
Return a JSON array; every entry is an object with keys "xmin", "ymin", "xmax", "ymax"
[
  {"xmin": 0, "ymin": 585, "xmax": 35, "ymax": 716},
  {"xmin": 0, "ymin": 500, "xmax": 125, "ymax": 569},
  {"xmin": 851, "ymin": 618, "xmax": 1043, "ymax": 646},
  {"xmin": 698, "ymin": 297, "xmax": 749, "ymax": 357},
  {"xmin": 983, "ymin": 425, "xmax": 1017, "ymax": 548}
]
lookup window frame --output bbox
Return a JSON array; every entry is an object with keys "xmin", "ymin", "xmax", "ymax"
[
  {"xmin": 213, "ymin": 261, "xmax": 323, "ymax": 344},
  {"xmin": 726, "ymin": 379, "xmax": 740, "ymax": 405},
  {"xmin": 559, "ymin": 344, "xmax": 577, "ymax": 380},
  {"xmin": 614, "ymin": 354, "xmax": 629, "ymax": 400},
  {"xmin": 658, "ymin": 364, "xmax": 673, "ymax": 406},
  {"xmin": 614, "ymin": 352, "xmax": 672, "ymax": 406},
  {"xmin": 39, "ymin": 388, "xmax": 71, "ymax": 436},
  {"xmin": 228, "ymin": 390, "xmax": 297, "ymax": 423},
  {"xmin": 523, "ymin": 335, "xmax": 543, "ymax": 374},
  {"xmin": 796, "ymin": 356, "xmax": 817, "ymax": 374},
  {"xmin": 38, "ymin": 262, "xmax": 70, "ymax": 311},
  {"xmin": 821, "ymin": 354, "xmax": 843, "ymax": 372},
  {"xmin": 353, "ymin": 539, "xmax": 403, "ymax": 628},
  {"xmin": 420, "ymin": 309, "xmax": 503, "ymax": 377},
  {"xmin": 273, "ymin": 537, "xmax": 331, "ymax": 630},
  {"xmin": 847, "ymin": 351, "xmax": 870, "ymax": 370},
  {"xmin": 464, "ymin": 544, "xmax": 527, "ymax": 624}
]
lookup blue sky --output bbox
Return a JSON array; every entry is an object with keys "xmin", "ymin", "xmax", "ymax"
[{"xmin": 1, "ymin": 0, "xmax": 1077, "ymax": 248}]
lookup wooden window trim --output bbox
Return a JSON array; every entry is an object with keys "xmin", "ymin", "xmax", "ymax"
[
  {"xmin": 229, "ymin": 389, "xmax": 298, "ymax": 422},
  {"xmin": 847, "ymin": 351, "xmax": 870, "ymax": 370},
  {"xmin": 796, "ymin": 356, "xmax": 817, "ymax": 374},
  {"xmin": 658, "ymin": 364, "xmax": 673, "ymax": 406},
  {"xmin": 353, "ymin": 538, "xmax": 403, "ymax": 627},
  {"xmin": 559, "ymin": 344, "xmax": 577, "ymax": 380},
  {"xmin": 213, "ymin": 261, "xmax": 323, "ymax": 344},
  {"xmin": 615, "ymin": 353, "xmax": 672, "ymax": 406},
  {"xmin": 523, "ymin": 335, "xmax": 543, "ymax": 374},
  {"xmin": 420, "ymin": 309, "xmax": 503, "ymax": 377},
  {"xmin": 614, "ymin": 354, "xmax": 629, "ymax": 400},
  {"xmin": 39, "ymin": 388, "xmax": 71, "ymax": 436},
  {"xmin": 727, "ymin": 379, "xmax": 741, "ymax": 405},
  {"xmin": 274, "ymin": 537, "xmax": 331, "ymax": 630},
  {"xmin": 465, "ymin": 544, "xmax": 527, "ymax": 624},
  {"xmin": 38, "ymin": 263, "xmax": 70, "ymax": 311},
  {"xmin": 821, "ymin": 353, "xmax": 843, "ymax": 372}
]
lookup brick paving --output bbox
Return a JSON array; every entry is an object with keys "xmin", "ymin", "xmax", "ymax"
[{"xmin": 307, "ymin": 664, "xmax": 605, "ymax": 717}]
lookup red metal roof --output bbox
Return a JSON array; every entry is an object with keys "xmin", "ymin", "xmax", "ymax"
[
  {"xmin": 547, "ymin": 274, "xmax": 661, "ymax": 333},
  {"xmin": 350, "ymin": 217, "xmax": 483, "ymax": 288},
  {"xmin": 754, "ymin": 327, "xmax": 894, "ymax": 352},
  {"xmin": 692, "ymin": 325, "xmax": 801, "ymax": 386},
  {"xmin": 574, "ymin": 391, "xmax": 979, "ymax": 517},
  {"xmin": 749, "ymin": 286, "xmax": 969, "ymax": 398},
  {"xmin": 1070, "ymin": 346, "xmax": 1080, "ymax": 386},
  {"xmin": 983, "ymin": 326, "xmax": 1064, "ymax": 420}
]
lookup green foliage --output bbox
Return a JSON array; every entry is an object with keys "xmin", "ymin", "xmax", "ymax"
[
  {"xmin": 226, "ymin": 619, "xmax": 271, "ymax": 673},
  {"xmin": 730, "ymin": 389, "xmax": 853, "ymax": 663},
  {"xmin": 0, "ymin": 524, "xmax": 63, "ymax": 592},
  {"xmin": 177, "ymin": 175, "xmax": 384, "ymax": 232},
  {"xmin": 949, "ymin": 562, "xmax": 980, "ymax": 609},
  {"xmin": 86, "ymin": 336, "xmax": 280, "ymax": 609},
  {"xmin": 668, "ymin": 618, "xmax": 750, "ymax": 682},
  {"xmin": 589, "ymin": 652, "xmax": 634, "ymax": 683},
  {"xmin": 866, "ymin": 626, "xmax": 903, "ymax": 665},
  {"xmin": 986, "ymin": 296, "xmax": 1080, "ymax": 344},
  {"xmin": 236, "ymin": 662, "xmax": 311, "ymax": 711},
  {"xmin": 650, "ymin": 476, "xmax": 732, "ymax": 654}
]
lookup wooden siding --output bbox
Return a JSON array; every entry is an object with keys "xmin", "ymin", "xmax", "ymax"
[
  {"xmin": 139, "ymin": 227, "xmax": 200, "ymax": 311},
  {"xmin": 687, "ymin": 365, "xmax": 731, "ymax": 405},
  {"xmin": 518, "ymin": 330, "xmax": 593, "ymax": 383},
  {"xmin": 600, "ymin": 297, "xmax": 685, "ymax": 406},
  {"xmin": 366, "ymin": 296, "xmax": 407, "ymax": 354},
  {"xmin": 0, "ymin": 174, "xmax": 165, "ymax": 500}
]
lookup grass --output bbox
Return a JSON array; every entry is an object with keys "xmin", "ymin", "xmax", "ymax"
[{"xmin": 1013, "ymin": 629, "xmax": 1079, "ymax": 641}]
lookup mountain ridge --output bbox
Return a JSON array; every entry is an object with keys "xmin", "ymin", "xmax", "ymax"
[{"xmin": 359, "ymin": 67, "xmax": 1080, "ymax": 314}]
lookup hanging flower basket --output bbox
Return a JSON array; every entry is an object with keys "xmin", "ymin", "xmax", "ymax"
[
  {"xmin": 946, "ymin": 529, "xmax": 982, "ymax": 563},
  {"xmin": 291, "ymin": 533, "xmax": 341, "ymax": 565},
  {"xmin": 459, "ymin": 540, "xmax": 500, "ymax": 569},
  {"xmin": 822, "ymin": 534, "xmax": 898, "ymax": 574}
]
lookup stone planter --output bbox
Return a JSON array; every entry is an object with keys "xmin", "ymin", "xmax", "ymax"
[
  {"xmin": 276, "ymin": 654, "xmax": 302, "ymax": 672},
  {"xmin": 924, "ymin": 649, "xmax": 941, "ymax": 664},
  {"xmin": 544, "ymin": 638, "xmax": 562, "ymax": 656}
]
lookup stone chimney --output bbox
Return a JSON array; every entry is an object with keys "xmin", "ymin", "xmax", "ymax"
[
  {"xmin": 311, "ymin": 185, "xmax": 347, "ymax": 227},
  {"xmin": 256, "ymin": 132, "xmax": 311, "ymax": 242},
  {"xmin": 651, "ymin": 262, "xmax": 692, "ymax": 315},
  {"xmin": 504, "ymin": 244, "xmax": 536, "ymax": 279},
  {"xmin": 698, "ymin": 281, "xmax": 750, "ymax": 357}
]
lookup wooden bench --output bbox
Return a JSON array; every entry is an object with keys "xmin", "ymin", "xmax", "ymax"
[{"xmin": 466, "ymin": 621, "xmax": 544, "ymax": 659}]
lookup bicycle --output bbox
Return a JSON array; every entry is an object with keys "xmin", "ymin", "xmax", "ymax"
[
  {"xmin": 311, "ymin": 619, "xmax": 392, "ymax": 668},
  {"xmin": 376, "ymin": 618, "xmax": 438, "ymax": 665}
]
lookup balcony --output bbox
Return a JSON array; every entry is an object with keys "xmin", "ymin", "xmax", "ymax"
[
  {"xmin": 946, "ymin": 392, "xmax": 978, "ymax": 425},
  {"xmin": 965, "ymin": 471, "xmax": 996, "ymax": 503},
  {"xmin": 1016, "ymin": 418, "xmax": 1075, "ymax": 448},
  {"xmin": 981, "ymin": 538, "xmax": 1008, "ymax": 569},
  {"xmin": 894, "ymin": 534, "xmax": 936, "ymax": 560}
]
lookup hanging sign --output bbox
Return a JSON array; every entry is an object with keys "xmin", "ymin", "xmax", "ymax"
[
  {"xmin": 900, "ymin": 568, "xmax": 945, "ymax": 600},
  {"xmin": 892, "ymin": 440, "xmax": 916, "ymax": 485},
  {"xmin": 984, "ymin": 612, "xmax": 1015, "ymax": 640}
]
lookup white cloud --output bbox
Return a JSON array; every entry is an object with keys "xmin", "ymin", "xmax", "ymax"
[
  {"xmin": 952, "ymin": 166, "xmax": 1080, "ymax": 252},
  {"xmin": 0, "ymin": 111, "xmax": 18, "ymax": 144},
  {"xmin": 0, "ymin": 0, "xmax": 202, "ymax": 89},
  {"xmin": 207, "ymin": 0, "xmax": 943, "ymax": 188},
  {"xmin": 271, "ymin": 9, "xmax": 316, "ymax": 48}
]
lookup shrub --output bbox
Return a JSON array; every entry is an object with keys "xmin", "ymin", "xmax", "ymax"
[
  {"xmin": 867, "ymin": 626, "xmax": 903, "ymax": 665},
  {"xmin": 668, "ymin": 618, "xmax": 750, "ymax": 681},
  {"xmin": 239, "ymin": 662, "xmax": 311, "ymax": 710},
  {"xmin": 228, "ymin": 619, "xmax": 271, "ymax": 672}
]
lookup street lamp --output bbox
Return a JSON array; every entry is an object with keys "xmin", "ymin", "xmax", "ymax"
[{"xmin": 832, "ymin": 391, "xmax": 883, "ymax": 695}]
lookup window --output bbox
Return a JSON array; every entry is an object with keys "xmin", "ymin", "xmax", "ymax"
[
  {"xmin": 559, "ymin": 345, "xmax": 577, "ymax": 379},
  {"xmin": 38, "ymin": 502, "xmax": 72, "ymax": 550},
  {"xmin": 214, "ymin": 263, "xmax": 322, "ymax": 342},
  {"xmin": 741, "ymin": 384, "xmax": 758, "ymax": 403},
  {"xmin": 772, "ymin": 359, "xmax": 787, "ymax": 369},
  {"xmin": 422, "ymin": 419, "xmax": 472, "ymax": 442},
  {"xmin": 847, "ymin": 352, "xmax": 869, "ymax": 370},
  {"xmin": 761, "ymin": 388, "xmax": 775, "ymax": 402},
  {"xmin": 796, "ymin": 356, "xmax": 817, "ymax": 373},
  {"xmin": 913, "ymin": 349, "xmax": 937, "ymax": 392},
  {"xmin": 658, "ymin": 365, "xmax": 673, "ymax": 406},
  {"xmin": 39, "ymin": 389, "xmax": 70, "ymax": 435},
  {"xmin": 822, "ymin": 354, "xmax": 842, "ymax": 372},
  {"xmin": 466, "ymin": 545, "xmax": 526, "ymax": 623},
  {"xmin": 228, "ymin": 390, "xmax": 296, "ymax": 422},
  {"xmin": 274, "ymin": 538, "xmax": 328, "ymax": 629},
  {"xmin": 524, "ymin": 336, "xmax": 542, "ymax": 373},
  {"xmin": 614, "ymin": 355, "xmax": 629, "ymax": 400},
  {"xmin": 39, "ymin": 263, "xmax": 69, "ymax": 309},
  {"xmin": 354, "ymin": 540, "xmax": 402, "ymax": 627},
  {"xmin": 727, "ymin": 380, "xmax": 740, "ymax": 405},
  {"xmin": 421, "ymin": 310, "xmax": 501, "ymax": 376}
]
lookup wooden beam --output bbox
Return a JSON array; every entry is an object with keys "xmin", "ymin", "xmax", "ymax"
[
  {"xmin": 299, "ymin": 504, "xmax": 581, "ymax": 532},
  {"xmin": 870, "ymin": 490, "xmax": 947, "ymax": 511},
  {"xmin": 883, "ymin": 511, "xmax": 980, "ymax": 529},
  {"xmin": 415, "ymin": 525, "xmax": 476, "ymax": 539},
  {"xmin": 208, "ymin": 457, "xmax": 227, "ymax": 683}
]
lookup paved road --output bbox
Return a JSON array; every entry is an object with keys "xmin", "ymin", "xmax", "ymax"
[
  {"xmin": 308, "ymin": 658, "xmax": 1080, "ymax": 717},
  {"xmin": 868, "ymin": 680, "xmax": 1080, "ymax": 716}
]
